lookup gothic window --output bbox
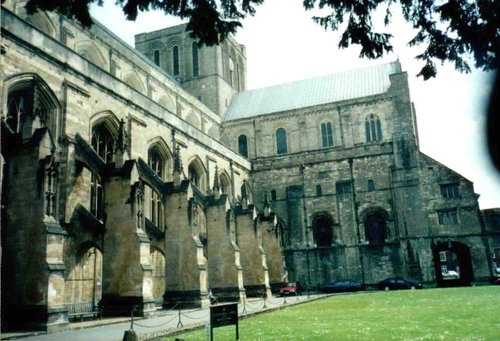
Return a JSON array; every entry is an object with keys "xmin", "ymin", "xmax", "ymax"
[
  {"xmin": 6, "ymin": 88, "xmax": 32, "ymax": 134},
  {"xmin": 336, "ymin": 181, "xmax": 351, "ymax": 196},
  {"xmin": 238, "ymin": 134, "xmax": 248, "ymax": 158},
  {"xmin": 150, "ymin": 189, "xmax": 163, "ymax": 229},
  {"xmin": 365, "ymin": 114, "xmax": 382, "ymax": 142},
  {"xmin": 440, "ymin": 183, "xmax": 459, "ymax": 198},
  {"xmin": 148, "ymin": 147, "xmax": 164, "ymax": 228},
  {"xmin": 91, "ymin": 124, "xmax": 114, "ymax": 163},
  {"xmin": 90, "ymin": 173, "xmax": 104, "ymax": 221},
  {"xmin": 148, "ymin": 148, "xmax": 164, "ymax": 180},
  {"xmin": 320, "ymin": 122, "xmax": 334, "ymax": 147},
  {"xmin": 364, "ymin": 212, "xmax": 386, "ymax": 244},
  {"xmin": 438, "ymin": 209, "xmax": 458, "ymax": 225},
  {"xmin": 172, "ymin": 45, "xmax": 180, "ymax": 77},
  {"xmin": 313, "ymin": 214, "xmax": 333, "ymax": 247},
  {"xmin": 236, "ymin": 62, "xmax": 241, "ymax": 91},
  {"xmin": 188, "ymin": 164, "xmax": 200, "ymax": 188},
  {"xmin": 316, "ymin": 184, "xmax": 322, "ymax": 196},
  {"xmin": 367, "ymin": 179, "xmax": 375, "ymax": 192},
  {"xmin": 229, "ymin": 57, "xmax": 234, "ymax": 86},
  {"xmin": 219, "ymin": 172, "xmax": 232, "ymax": 201},
  {"xmin": 276, "ymin": 128, "xmax": 288, "ymax": 154},
  {"xmin": 135, "ymin": 182, "xmax": 144, "ymax": 229},
  {"xmin": 192, "ymin": 42, "xmax": 199, "ymax": 77},
  {"xmin": 153, "ymin": 50, "xmax": 160, "ymax": 66},
  {"xmin": 44, "ymin": 158, "xmax": 58, "ymax": 218}
]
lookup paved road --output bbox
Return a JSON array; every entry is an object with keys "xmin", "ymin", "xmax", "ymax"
[{"xmin": 14, "ymin": 294, "xmax": 321, "ymax": 341}]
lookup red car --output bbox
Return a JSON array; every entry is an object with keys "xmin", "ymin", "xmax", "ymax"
[{"xmin": 279, "ymin": 281, "xmax": 303, "ymax": 296}]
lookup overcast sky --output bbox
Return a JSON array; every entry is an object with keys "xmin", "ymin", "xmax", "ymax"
[{"xmin": 90, "ymin": 0, "xmax": 499, "ymax": 209}]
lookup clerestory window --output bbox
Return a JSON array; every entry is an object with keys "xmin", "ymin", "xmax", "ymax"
[
  {"xmin": 320, "ymin": 122, "xmax": 334, "ymax": 147},
  {"xmin": 276, "ymin": 128, "xmax": 288, "ymax": 154},
  {"xmin": 172, "ymin": 45, "xmax": 180, "ymax": 77},
  {"xmin": 153, "ymin": 50, "xmax": 160, "ymax": 66},
  {"xmin": 238, "ymin": 134, "xmax": 248, "ymax": 158},
  {"xmin": 365, "ymin": 114, "xmax": 382, "ymax": 142},
  {"xmin": 192, "ymin": 42, "xmax": 199, "ymax": 77}
]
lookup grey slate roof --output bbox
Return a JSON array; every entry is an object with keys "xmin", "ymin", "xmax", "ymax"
[{"xmin": 223, "ymin": 61, "xmax": 401, "ymax": 122}]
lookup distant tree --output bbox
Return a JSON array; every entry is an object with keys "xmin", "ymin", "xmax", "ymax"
[{"xmin": 7, "ymin": 0, "xmax": 499, "ymax": 79}]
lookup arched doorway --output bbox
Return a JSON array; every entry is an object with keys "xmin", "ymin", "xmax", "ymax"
[
  {"xmin": 66, "ymin": 243, "xmax": 103, "ymax": 315},
  {"xmin": 312, "ymin": 214, "xmax": 334, "ymax": 247},
  {"xmin": 432, "ymin": 241, "xmax": 473, "ymax": 287},
  {"xmin": 364, "ymin": 212, "xmax": 387, "ymax": 244},
  {"xmin": 149, "ymin": 248, "xmax": 166, "ymax": 307}
]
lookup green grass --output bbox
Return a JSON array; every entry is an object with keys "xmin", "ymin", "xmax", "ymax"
[{"xmin": 167, "ymin": 286, "xmax": 500, "ymax": 340}]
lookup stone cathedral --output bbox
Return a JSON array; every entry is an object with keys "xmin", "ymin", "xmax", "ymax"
[{"xmin": 1, "ymin": 0, "xmax": 499, "ymax": 333}]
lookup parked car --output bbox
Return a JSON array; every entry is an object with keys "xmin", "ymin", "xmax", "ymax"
[
  {"xmin": 279, "ymin": 281, "xmax": 303, "ymax": 296},
  {"xmin": 322, "ymin": 279, "xmax": 363, "ymax": 293},
  {"xmin": 442, "ymin": 270, "xmax": 460, "ymax": 279},
  {"xmin": 378, "ymin": 277, "xmax": 423, "ymax": 291}
]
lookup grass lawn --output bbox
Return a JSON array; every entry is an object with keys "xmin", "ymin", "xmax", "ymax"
[{"xmin": 168, "ymin": 286, "xmax": 500, "ymax": 340}]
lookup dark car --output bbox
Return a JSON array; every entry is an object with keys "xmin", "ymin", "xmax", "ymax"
[
  {"xmin": 279, "ymin": 281, "xmax": 303, "ymax": 296},
  {"xmin": 378, "ymin": 277, "xmax": 423, "ymax": 291},
  {"xmin": 322, "ymin": 279, "xmax": 363, "ymax": 293}
]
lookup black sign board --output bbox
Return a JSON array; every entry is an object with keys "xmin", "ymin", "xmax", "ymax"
[{"xmin": 210, "ymin": 303, "xmax": 239, "ymax": 340}]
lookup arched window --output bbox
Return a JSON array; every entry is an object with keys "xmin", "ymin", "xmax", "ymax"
[
  {"xmin": 365, "ymin": 114, "xmax": 383, "ymax": 142},
  {"xmin": 148, "ymin": 148, "xmax": 164, "ymax": 179},
  {"xmin": 153, "ymin": 50, "xmax": 160, "ymax": 66},
  {"xmin": 313, "ymin": 214, "xmax": 333, "ymax": 247},
  {"xmin": 192, "ymin": 42, "xmax": 199, "ymax": 77},
  {"xmin": 364, "ymin": 212, "xmax": 386, "ymax": 244},
  {"xmin": 238, "ymin": 134, "xmax": 248, "ymax": 158},
  {"xmin": 320, "ymin": 122, "xmax": 334, "ymax": 147},
  {"xmin": 91, "ymin": 123, "xmax": 114, "ymax": 163},
  {"xmin": 148, "ymin": 148, "xmax": 164, "ymax": 228},
  {"xmin": 90, "ymin": 173, "xmax": 104, "ymax": 221},
  {"xmin": 6, "ymin": 85, "xmax": 32, "ymax": 134},
  {"xmin": 219, "ymin": 171, "xmax": 232, "ymax": 201},
  {"xmin": 367, "ymin": 179, "xmax": 375, "ymax": 192},
  {"xmin": 172, "ymin": 45, "xmax": 180, "ymax": 77},
  {"xmin": 276, "ymin": 128, "xmax": 288, "ymax": 154},
  {"xmin": 316, "ymin": 185, "xmax": 322, "ymax": 196},
  {"xmin": 5, "ymin": 76, "xmax": 59, "ymax": 141},
  {"xmin": 188, "ymin": 164, "xmax": 200, "ymax": 188}
]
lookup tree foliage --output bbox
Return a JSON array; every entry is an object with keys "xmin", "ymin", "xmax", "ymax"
[{"xmin": 11, "ymin": 0, "xmax": 500, "ymax": 79}]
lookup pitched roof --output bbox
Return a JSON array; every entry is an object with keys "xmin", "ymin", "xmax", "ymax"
[{"xmin": 223, "ymin": 61, "xmax": 401, "ymax": 122}]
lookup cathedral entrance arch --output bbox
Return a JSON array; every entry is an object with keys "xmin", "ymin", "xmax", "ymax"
[
  {"xmin": 65, "ymin": 242, "xmax": 103, "ymax": 316},
  {"xmin": 363, "ymin": 210, "xmax": 388, "ymax": 244},
  {"xmin": 312, "ymin": 213, "xmax": 334, "ymax": 247},
  {"xmin": 432, "ymin": 241, "xmax": 473, "ymax": 287},
  {"xmin": 149, "ymin": 248, "xmax": 166, "ymax": 306}
]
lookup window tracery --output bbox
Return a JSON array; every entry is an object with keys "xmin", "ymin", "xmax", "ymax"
[{"xmin": 365, "ymin": 114, "xmax": 383, "ymax": 142}]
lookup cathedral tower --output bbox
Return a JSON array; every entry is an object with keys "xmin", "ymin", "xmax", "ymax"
[{"xmin": 135, "ymin": 23, "xmax": 246, "ymax": 117}]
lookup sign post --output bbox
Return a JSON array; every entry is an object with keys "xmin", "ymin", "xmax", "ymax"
[{"xmin": 210, "ymin": 303, "xmax": 239, "ymax": 340}]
